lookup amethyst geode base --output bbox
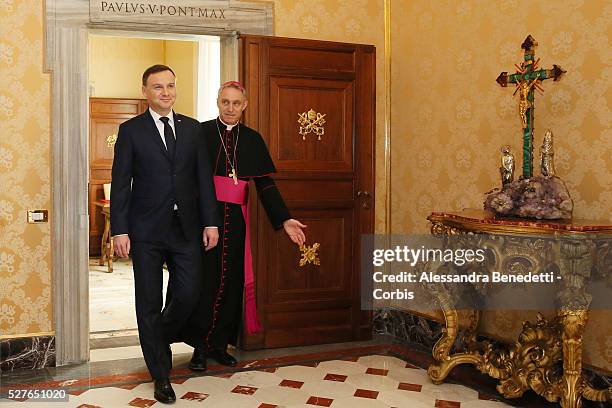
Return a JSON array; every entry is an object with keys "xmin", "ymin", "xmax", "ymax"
[{"xmin": 484, "ymin": 175, "xmax": 573, "ymax": 220}]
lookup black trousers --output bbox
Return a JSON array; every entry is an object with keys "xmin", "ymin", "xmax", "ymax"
[
  {"xmin": 130, "ymin": 213, "xmax": 203, "ymax": 380},
  {"xmin": 181, "ymin": 202, "xmax": 245, "ymax": 351}
]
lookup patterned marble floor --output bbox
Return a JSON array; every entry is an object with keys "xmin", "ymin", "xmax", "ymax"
[{"xmin": 1, "ymin": 355, "xmax": 512, "ymax": 407}]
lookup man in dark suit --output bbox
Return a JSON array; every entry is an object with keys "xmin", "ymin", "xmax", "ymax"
[{"xmin": 111, "ymin": 64, "xmax": 219, "ymax": 404}]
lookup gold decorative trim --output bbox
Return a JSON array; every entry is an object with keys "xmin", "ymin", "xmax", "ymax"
[
  {"xmin": 298, "ymin": 109, "xmax": 326, "ymax": 140},
  {"xmin": 430, "ymin": 221, "xmax": 461, "ymax": 236},
  {"xmin": 384, "ymin": 0, "xmax": 392, "ymax": 236},
  {"xmin": 299, "ymin": 243, "xmax": 321, "ymax": 267},
  {"xmin": 427, "ymin": 214, "xmax": 611, "ymax": 236}
]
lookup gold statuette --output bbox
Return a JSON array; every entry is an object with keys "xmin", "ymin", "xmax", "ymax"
[
  {"xmin": 540, "ymin": 129, "xmax": 555, "ymax": 177},
  {"xmin": 500, "ymin": 145, "xmax": 515, "ymax": 185}
]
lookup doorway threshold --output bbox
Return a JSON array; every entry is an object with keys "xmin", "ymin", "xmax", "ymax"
[{"xmin": 90, "ymin": 329, "xmax": 139, "ymax": 350}]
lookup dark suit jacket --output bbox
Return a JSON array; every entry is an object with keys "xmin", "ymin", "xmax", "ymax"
[{"xmin": 111, "ymin": 110, "xmax": 219, "ymax": 241}]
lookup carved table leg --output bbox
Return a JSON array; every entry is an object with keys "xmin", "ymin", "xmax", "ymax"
[
  {"xmin": 102, "ymin": 215, "xmax": 113, "ymax": 272},
  {"xmin": 427, "ymin": 223, "xmax": 482, "ymax": 384},
  {"xmin": 108, "ymin": 235, "xmax": 114, "ymax": 273},
  {"xmin": 427, "ymin": 279, "xmax": 481, "ymax": 383},
  {"xmin": 99, "ymin": 216, "xmax": 109, "ymax": 267},
  {"xmin": 559, "ymin": 309, "xmax": 587, "ymax": 408},
  {"xmin": 557, "ymin": 238, "xmax": 593, "ymax": 408},
  {"xmin": 582, "ymin": 384, "xmax": 612, "ymax": 404}
]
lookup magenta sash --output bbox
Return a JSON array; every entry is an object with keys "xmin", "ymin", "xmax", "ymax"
[{"xmin": 213, "ymin": 176, "xmax": 262, "ymax": 334}]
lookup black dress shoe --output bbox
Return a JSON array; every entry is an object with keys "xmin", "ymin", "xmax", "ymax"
[
  {"xmin": 209, "ymin": 348, "xmax": 237, "ymax": 367},
  {"xmin": 154, "ymin": 378, "xmax": 176, "ymax": 404},
  {"xmin": 189, "ymin": 347, "xmax": 207, "ymax": 371}
]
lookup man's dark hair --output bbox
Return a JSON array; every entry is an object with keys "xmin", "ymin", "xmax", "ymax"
[{"xmin": 142, "ymin": 64, "xmax": 175, "ymax": 86}]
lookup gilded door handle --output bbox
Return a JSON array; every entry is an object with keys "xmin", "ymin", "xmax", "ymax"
[
  {"xmin": 357, "ymin": 190, "xmax": 370, "ymax": 198},
  {"xmin": 299, "ymin": 242, "xmax": 321, "ymax": 266}
]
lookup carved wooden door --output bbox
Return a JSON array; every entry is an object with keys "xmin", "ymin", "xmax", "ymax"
[
  {"xmin": 89, "ymin": 98, "xmax": 147, "ymax": 255},
  {"xmin": 240, "ymin": 35, "xmax": 375, "ymax": 349}
]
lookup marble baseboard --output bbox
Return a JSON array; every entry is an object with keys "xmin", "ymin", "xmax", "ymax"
[
  {"xmin": 373, "ymin": 306, "xmax": 612, "ymax": 406},
  {"xmin": 583, "ymin": 371, "xmax": 612, "ymax": 408},
  {"xmin": 373, "ymin": 307, "xmax": 455, "ymax": 350},
  {"xmin": 0, "ymin": 335, "xmax": 55, "ymax": 371}
]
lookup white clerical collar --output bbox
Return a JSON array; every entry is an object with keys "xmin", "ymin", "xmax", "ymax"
[
  {"xmin": 150, "ymin": 108, "xmax": 174, "ymax": 125},
  {"xmin": 218, "ymin": 117, "xmax": 238, "ymax": 131}
]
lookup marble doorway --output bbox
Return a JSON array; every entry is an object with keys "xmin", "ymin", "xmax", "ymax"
[
  {"xmin": 46, "ymin": 0, "xmax": 272, "ymax": 366},
  {"xmin": 86, "ymin": 30, "xmax": 221, "ymax": 350}
]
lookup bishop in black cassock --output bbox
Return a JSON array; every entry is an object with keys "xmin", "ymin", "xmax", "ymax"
[{"xmin": 184, "ymin": 81, "xmax": 307, "ymax": 370}]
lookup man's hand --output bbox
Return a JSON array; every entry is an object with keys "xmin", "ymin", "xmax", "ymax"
[
  {"xmin": 203, "ymin": 227, "xmax": 219, "ymax": 251},
  {"xmin": 114, "ymin": 235, "xmax": 131, "ymax": 258},
  {"xmin": 283, "ymin": 219, "xmax": 307, "ymax": 246}
]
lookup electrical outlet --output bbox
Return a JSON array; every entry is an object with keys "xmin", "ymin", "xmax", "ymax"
[{"xmin": 27, "ymin": 210, "xmax": 48, "ymax": 223}]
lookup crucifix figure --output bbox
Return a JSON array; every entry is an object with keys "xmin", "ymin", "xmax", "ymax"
[
  {"xmin": 496, "ymin": 35, "xmax": 566, "ymax": 179},
  {"xmin": 228, "ymin": 167, "xmax": 238, "ymax": 185}
]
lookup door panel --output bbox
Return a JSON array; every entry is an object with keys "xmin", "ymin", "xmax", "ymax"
[
  {"xmin": 268, "ymin": 209, "xmax": 352, "ymax": 302},
  {"xmin": 268, "ymin": 45, "xmax": 355, "ymax": 72},
  {"xmin": 90, "ymin": 118, "xmax": 125, "ymax": 168},
  {"xmin": 269, "ymin": 76, "xmax": 353, "ymax": 170},
  {"xmin": 240, "ymin": 35, "xmax": 375, "ymax": 349},
  {"xmin": 275, "ymin": 179, "xmax": 353, "ymax": 202}
]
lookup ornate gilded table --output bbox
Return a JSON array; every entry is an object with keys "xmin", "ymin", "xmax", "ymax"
[{"xmin": 426, "ymin": 210, "xmax": 611, "ymax": 408}]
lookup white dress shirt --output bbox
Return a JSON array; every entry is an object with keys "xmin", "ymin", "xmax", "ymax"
[
  {"xmin": 149, "ymin": 108, "xmax": 176, "ymax": 147},
  {"xmin": 150, "ymin": 108, "xmax": 178, "ymax": 210}
]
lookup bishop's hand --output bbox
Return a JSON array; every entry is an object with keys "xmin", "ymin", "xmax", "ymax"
[{"xmin": 283, "ymin": 219, "xmax": 307, "ymax": 246}]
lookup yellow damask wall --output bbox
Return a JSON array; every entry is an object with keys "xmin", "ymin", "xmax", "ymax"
[
  {"xmin": 271, "ymin": 0, "xmax": 388, "ymax": 233},
  {"xmin": 390, "ymin": 0, "xmax": 611, "ymax": 371},
  {"xmin": 0, "ymin": 1, "xmax": 52, "ymax": 337},
  {"xmin": 391, "ymin": 0, "xmax": 611, "ymax": 232}
]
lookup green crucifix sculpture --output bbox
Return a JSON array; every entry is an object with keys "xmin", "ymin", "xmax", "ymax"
[{"xmin": 496, "ymin": 35, "xmax": 566, "ymax": 179}]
